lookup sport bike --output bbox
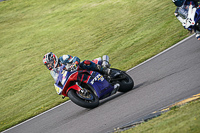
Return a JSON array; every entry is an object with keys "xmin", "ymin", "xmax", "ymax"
[
  {"xmin": 178, "ymin": 1, "xmax": 200, "ymax": 30},
  {"xmin": 50, "ymin": 56, "xmax": 134, "ymax": 108}
]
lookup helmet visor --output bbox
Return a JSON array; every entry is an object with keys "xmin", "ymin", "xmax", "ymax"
[{"xmin": 45, "ymin": 61, "xmax": 54, "ymax": 70}]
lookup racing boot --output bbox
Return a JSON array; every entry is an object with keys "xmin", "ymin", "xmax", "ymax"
[
  {"xmin": 95, "ymin": 64, "xmax": 111, "ymax": 75},
  {"xmin": 102, "ymin": 67, "xmax": 111, "ymax": 75},
  {"xmin": 95, "ymin": 64, "xmax": 121, "ymax": 77}
]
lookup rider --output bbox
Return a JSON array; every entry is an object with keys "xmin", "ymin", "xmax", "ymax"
[
  {"xmin": 172, "ymin": 0, "xmax": 200, "ymax": 40},
  {"xmin": 43, "ymin": 52, "xmax": 111, "ymax": 75}
]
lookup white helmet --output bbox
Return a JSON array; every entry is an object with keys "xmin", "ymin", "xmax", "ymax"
[{"xmin": 43, "ymin": 52, "xmax": 58, "ymax": 70}]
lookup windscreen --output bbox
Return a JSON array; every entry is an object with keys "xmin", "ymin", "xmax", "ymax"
[{"xmin": 50, "ymin": 67, "xmax": 61, "ymax": 82}]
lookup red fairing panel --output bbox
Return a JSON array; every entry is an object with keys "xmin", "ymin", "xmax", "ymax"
[
  {"xmin": 61, "ymin": 71, "xmax": 93, "ymax": 97},
  {"xmin": 64, "ymin": 84, "xmax": 81, "ymax": 97},
  {"xmin": 62, "ymin": 72, "xmax": 78, "ymax": 97}
]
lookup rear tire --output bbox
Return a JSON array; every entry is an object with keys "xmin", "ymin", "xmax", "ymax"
[
  {"xmin": 111, "ymin": 68, "xmax": 134, "ymax": 92},
  {"xmin": 68, "ymin": 85, "xmax": 99, "ymax": 109}
]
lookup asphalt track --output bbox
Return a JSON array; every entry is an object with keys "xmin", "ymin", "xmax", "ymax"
[{"xmin": 3, "ymin": 35, "xmax": 200, "ymax": 133}]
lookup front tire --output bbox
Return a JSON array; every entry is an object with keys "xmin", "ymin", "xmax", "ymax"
[{"xmin": 67, "ymin": 85, "xmax": 99, "ymax": 109}]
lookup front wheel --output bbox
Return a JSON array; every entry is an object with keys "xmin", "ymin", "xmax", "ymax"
[
  {"xmin": 67, "ymin": 84, "xmax": 99, "ymax": 109},
  {"xmin": 111, "ymin": 68, "xmax": 134, "ymax": 92}
]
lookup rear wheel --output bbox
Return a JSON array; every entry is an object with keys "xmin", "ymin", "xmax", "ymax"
[
  {"xmin": 111, "ymin": 68, "xmax": 134, "ymax": 92},
  {"xmin": 67, "ymin": 84, "xmax": 99, "ymax": 109}
]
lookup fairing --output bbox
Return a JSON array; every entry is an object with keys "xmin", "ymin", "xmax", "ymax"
[{"xmin": 53, "ymin": 65, "xmax": 114, "ymax": 99}]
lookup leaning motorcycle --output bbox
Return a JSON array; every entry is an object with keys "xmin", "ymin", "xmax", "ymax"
[
  {"xmin": 50, "ymin": 55, "xmax": 134, "ymax": 109},
  {"xmin": 177, "ymin": 1, "xmax": 200, "ymax": 30}
]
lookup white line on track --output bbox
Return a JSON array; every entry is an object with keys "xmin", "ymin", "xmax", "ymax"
[
  {"xmin": 2, "ymin": 34, "xmax": 195, "ymax": 133},
  {"xmin": 2, "ymin": 101, "xmax": 72, "ymax": 133},
  {"xmin": 127, "ymin": 34, "xmax": 195, "ymax": 72}
]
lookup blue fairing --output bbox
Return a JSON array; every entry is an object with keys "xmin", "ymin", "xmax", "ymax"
[
  {"xmin": 53, "ymin": 66, "xmax": 115, "ymax": 100},
  {"xmin": 87, "ymin": 72, "xmax": 114, "ymax": 100},
  {"xmin": 55, "ymin": 65, "xmax": 72, "ymax": 88},
  {"xmin": 55, "ymin": 66, "xmax": 65, "ymax": 85}
]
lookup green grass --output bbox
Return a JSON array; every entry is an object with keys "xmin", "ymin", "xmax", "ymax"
[
  {"xmin": 121, "ymin": 99, "xmax": 200, "ymax": 133},
  {"xmin": 0, "ymin": 0, "xmax": 189, "ymax": 131}
]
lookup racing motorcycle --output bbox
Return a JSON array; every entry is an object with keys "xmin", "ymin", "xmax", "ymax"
[
  {"xmin": 177, "ymin": 0, "xmax": 200, "ymax": 30},
  {"xmin": 50, "ymin": 55, "xmax": 134, "ymax": 109}
]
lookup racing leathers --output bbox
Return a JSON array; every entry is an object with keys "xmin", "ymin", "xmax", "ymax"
[
  {"xmin": 57, "ymin": 55, "xmax": 110, "ymax": 75},
  {"xmin": 58, "ymin": 55, "xmax": 80, "ymax": 70}
]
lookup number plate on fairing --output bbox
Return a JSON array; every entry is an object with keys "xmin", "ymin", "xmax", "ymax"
[
  {"xmin": 90, "ymin": 74, "xmax": 104, "ymax": 85},
  {"xmin": 54, "ymin": 84, "xmax": 63, "ymax": 95}
]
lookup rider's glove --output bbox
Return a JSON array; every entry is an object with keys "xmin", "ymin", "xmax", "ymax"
[
  {"xmin": 70, "ymin": 65, "xmax": 76, "ymax": 70},
  {"xmin": 70, "ymin": 61, "xmax": 79, "ymax": 70},
  {"xmin": 74, "ymin": 61, "xmax": 79, "ymax": 65}
]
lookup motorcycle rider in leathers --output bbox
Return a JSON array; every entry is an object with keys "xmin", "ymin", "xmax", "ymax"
[
  {"xmin": 172, "ymin": 0, "xmax": 200, "ymax": 40},
  {"xmin": 43, "ymin": 52, "xmax": 111, "ymax": 75},
  {"xmin": 43, "ymin": 52, "xmax": 120, "ymax": 92}
]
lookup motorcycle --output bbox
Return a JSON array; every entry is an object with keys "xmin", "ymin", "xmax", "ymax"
[
  {"xmin": 50, "ymin": 56, "xmax": 134, "ymax": 109},
  {"xmin": 178, "ymin": 1, "xmax": 200, "ymax": 30}
]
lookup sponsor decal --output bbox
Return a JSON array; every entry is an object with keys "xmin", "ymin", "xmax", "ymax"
[{"xmin": 90, "ymin": 74, "xmax": 104, "ymax": 84}]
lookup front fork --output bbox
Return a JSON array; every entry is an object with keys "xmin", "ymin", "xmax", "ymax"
[
  {"xmin": 76, "ymin": 82, "xmax": 88, "ymax": 95},
  {"xmin": 65, "ymin": 82, "xmax": 82, "ymax": 97},
  {"xmin": 65, "ymin": 82, "xmax": 94, "ymax": 97}
]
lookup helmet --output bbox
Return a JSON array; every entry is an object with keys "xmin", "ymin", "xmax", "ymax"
[
  {"xmin": 43, "ymin": 52, "xmax": 58, "ymax": 70},
  {"xmin": 172, "ymin": 0, "xmax": 186, "ymax": 7}
]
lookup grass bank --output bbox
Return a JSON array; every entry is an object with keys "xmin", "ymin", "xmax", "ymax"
[
  {"xmin": 121, "ymin": 99, "xmax": 200, "ymax": 133},
  {"xmin": 0, "ymin": 0, "xmax": 189, "ymax": 131}
]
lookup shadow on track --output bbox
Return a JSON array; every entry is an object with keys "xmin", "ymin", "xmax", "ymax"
[{"xmin": 99, "ymin": 82, "xmax": 147, "ymax": 106}]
